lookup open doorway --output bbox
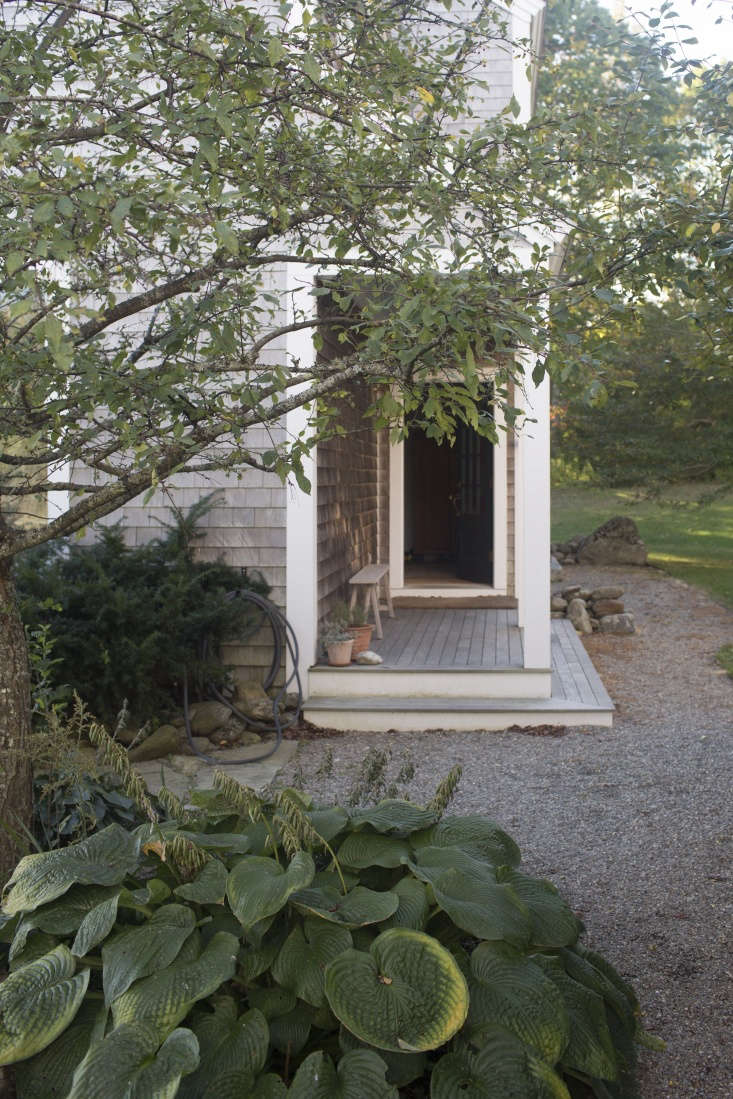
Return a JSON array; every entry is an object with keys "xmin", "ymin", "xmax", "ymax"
[{"xmin": 404, "ymin": 418, "xmax": 494, "ymax": 587}]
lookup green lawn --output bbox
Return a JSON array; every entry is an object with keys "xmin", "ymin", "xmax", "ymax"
[{"xmin": 551, "ymin": 482, "xmax": 733, "ymax": 609}]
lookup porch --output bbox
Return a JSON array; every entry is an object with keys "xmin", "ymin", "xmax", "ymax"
[{"xmin": 304, "ymin": 610, "xmax": 614, "ymax": 732}]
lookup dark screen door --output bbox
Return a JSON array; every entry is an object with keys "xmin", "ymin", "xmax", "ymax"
[{"xmin": 455, "ymin": 420, "xmax": 493, "ymax": 584}]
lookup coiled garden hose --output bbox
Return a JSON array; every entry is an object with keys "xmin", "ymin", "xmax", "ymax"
[{"xmin": 181, "ymin": 588, "xmax": 303, "ymax": 766}]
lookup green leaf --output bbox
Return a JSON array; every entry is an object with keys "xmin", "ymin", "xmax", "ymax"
[
  {"xmin": 110, "ymin": 197, "xmax": 133, "ymax": 231},
  {"xmin": 496, "ymin": 868, "xmax": 581, "ymax": 948},
  {"xmin": 14, "ymin": 1005, "xmax": 98, "ymax": 1099},
  {"xmin": 411, "ymin": 815, "xmax": 521, "ymax": 867},
  {"xmin": 0, "ymin": 946, "xmax": 89, "ymax": 1066},
  {"xmin": 11, "ymin": 885, "xmax": 121, "ymax": 960},
  {"xmin": 227, "ymin": 852, "xmax": 314, "ymax": 932},
  {"xmin": 271, "ymin": 918, "xmax": 352, "ymax": 1006},
  {"xmin": 533, "ymin": 955, "xmax": 618, "ymax": 1081},
  {"xmin": 103, "ymin": 902, "xmax": 196, "ymax": 1005},
  {"xmin": 349, "ymin": 802, "xmax": 438, "ymax": 836},
  {"xmin": 66, "ymin": 1022, "xmax": 199, "ymax": 1099},
  {"xmin": 111, "ymin": 932, "xmax": 238, "ymax": 1040},
  {"xmin": 337, "ymin": 832, "xmax": 410, "ymax": 869},
  {"xmin": 288, "ymin": 1050, "xmax": 397, "ymax": 1099},
  {"xmin": 174, "ymin": 858, "xmax": 228, "ymax": 904},
  {"xmin": 431, "ymin": 1026, "xmax": 571, "ymax": 1099},
  {"xmin": 178, "ymin": 1004, "xmax": 268, "ymax": 1099},
  {"xmin": 429, "ymin": 868, "xmax": 531, "ymax": 948},
  {"xmin": 308, "ymin": 807, "xmax": 349, "ymax": 843},
  {"xmin": 5, "ymin": 252, "xmax": 24, "ymax": 275},
  {"xmin": 71, "ymin": 893, "xmax": 120, "ymax": 957},
  {"xmin": 2, "ymin": 825, "xmax": 140, "ymax": 917},
  {"xmin": 291, "ymin": 884, "xmax": 399, "ymax": 928},
  {"xmin": 381, "ymin": 878, "xmax": 430, "ymax": 931},
  {"xmin": 215, "ymin": 221, "xmax": 239, "ymax": 256},
  {"xmin": 467, "ymin": 941, "xmax": 570, "ymax": 1063},
  {"xmin": 325, "ymin": 929, "xmax": 468, "ymax": 1053},
  {"xmin": 268, "ymin": 1003, "xmax": 314, "ymax": 1055},
  {"xmin": 268, "ymin": 37, "xmax": 285, "ymax": 65}
]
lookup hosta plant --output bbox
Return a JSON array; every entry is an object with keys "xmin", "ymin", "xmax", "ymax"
[{"xmin": 0, "ymin": 772, "xmax": 657, "ymax": 1098}]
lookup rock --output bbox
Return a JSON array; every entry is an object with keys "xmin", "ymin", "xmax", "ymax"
[
  {"xmin": 592, "ymin": 599, "xmax": 625, "ymax": 616},
  {"xmin": 235, "ymin": 682, "xmax": 275, "ymax": 722},
  {"xmin": 115, "ymin": 726, "xmax": 141, "ymax": 746},
  {"xmin": 590, "ymin": 586, "xmax": 624, "ymax": 601},
  {"xmin": 598, "ymin": 612, "xmax": 636, "ymax": 635},
  {"xmin": 550, "ymin": 611, "xmax": 566, "ymax": 619},
  {"xmin": 551, "ymin": 595, "xmax": 568, "ymax": 612},
  {"xmin": 578, "ymin": 589, "xmax": 593, "ymax": 600},
  {"xmin": 355, "ymin": 650, "xmax": 383, "ymax": 665},
  {"xmin": 180, "ymin": 735, "xmax": 215, "ymax": 756},
  {"xmin": 567, "ymin": 597, "xmax": 593, "ymax": 635},
  {"xmin": 590, "ymin": 618, "xmax": 600, "ymax": 630},
  {"xmin": 550, "ymin": 556, "xmax": 564, "ymax": 581},
  {"xmin": 562, "ymin": 585, "xmax": 581, "ymax": 599},
  {"xmin": 128, "ymin": 724, "xmax": 183, "ymax": 762},
  {"xmin": 210, "ymin": 716, "xmax": 263, "ymax": 746},
  {"xmin": 187, "ymin": 701, "xmax": 232, "ymax": 736},
  {"xmin": 576, "ymin": 517, "xmax": 647, "ymax": 566}
]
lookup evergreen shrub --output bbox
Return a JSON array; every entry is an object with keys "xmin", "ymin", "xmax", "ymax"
[{"xmin": 14, "ymin": 497, "xmax": 270, "ymax": 725}]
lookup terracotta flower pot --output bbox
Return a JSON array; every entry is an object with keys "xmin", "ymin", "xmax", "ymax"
[
  {"xmin": 347, "ymin": 624, "xmax": 374, "ymax": 657},
  {"xmin": 327, "ymin": 638, "xmax": 354, "ymax": 666}
]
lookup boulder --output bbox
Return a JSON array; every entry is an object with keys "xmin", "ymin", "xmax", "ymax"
[
  {"xmin": 590, "ymin": 586, "xmax": 624, "ymax": 601},
  {"xmin": 187, "ymin": 700, "xmax": 232, "ymax": 736},
  {"xmin": 550, "ymin": 611, "xmax": 566, "ymax": 619},
  {"xmin": 551, "ymin": 595, "xmax": 568, "ymax": 612},
  {"xmin": 567, "ymin": 597, "xmax": 593, "ymax": 635},
  {"xmin": 236, "ymin": 682, "xmax": 275, "ymax": 722},
  {"xmin": 598, "ymin": 612, "xmax": 636, "ymax": 635},
  {"xmin": 128, "ymin": 724, "xmax": 183, "ymax": 762},
  {"xmin": 550, "ymin": 556, "xmax": 564, "ymax": 581},
  {"xmin": 115, "ymin": 726, "xmax": 141, "ymax": 746},
  {"xmin": 562, "ymin": 585, "xmax": 581, "ymax": 599},
  {"xmin": 355, "ymin": 650, "xmax": 383, "ymax": 665},
  {"xmin": 592, "ymin": 599, "xmax": 625, "ymax": 616},
  {"xmin": 576, "ymin": 517, "xmax": 647, "ymax": 566}
]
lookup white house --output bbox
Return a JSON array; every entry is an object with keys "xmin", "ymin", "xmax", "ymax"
[{"xmin": 71, "ymin": 0, "xmax": 613, "ymax": 732}]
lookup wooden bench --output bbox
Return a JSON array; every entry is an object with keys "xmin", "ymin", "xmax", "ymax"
[{"xmin": 349, "ymin": 564, "xmax": 395, "ymax": 640}]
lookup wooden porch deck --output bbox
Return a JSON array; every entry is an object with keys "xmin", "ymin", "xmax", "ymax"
[{"xmin": 370, "ymin": 607, "xmax": 523, "ymax": 669}]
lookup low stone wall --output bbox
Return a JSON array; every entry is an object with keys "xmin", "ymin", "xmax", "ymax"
[{"xmin": 551, "ymin": 584, "xmax": 635, "ymax": 636}]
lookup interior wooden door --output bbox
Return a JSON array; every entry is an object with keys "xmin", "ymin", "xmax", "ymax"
[{"xmin": 455, "ymin": 419, "xmax": 493, "ymax": 584}]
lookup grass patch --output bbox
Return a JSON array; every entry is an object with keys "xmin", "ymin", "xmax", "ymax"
[
  {"xmin": 716, "ymin": 644, "xmax": 733, "ymax": 679},
  {"xmin": 551, "ymin": 482, "xmax": 733, "ymax": 608}
]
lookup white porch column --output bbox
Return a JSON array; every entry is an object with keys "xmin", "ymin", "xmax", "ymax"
[
  {"xmin": 284, "ymin": 268, "xmax": 318, "ymax": 681},
  {"xmin": 516, "ymin": 366, "xmax": 551, "ymax": 669},
  {"xmin": 388, "ymin": 438, "xmax": 405, "ymax": 590}
]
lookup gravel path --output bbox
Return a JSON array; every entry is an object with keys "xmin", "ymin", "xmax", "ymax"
[{"xmin": 280, "ymin": 565, "xmax": 733, "ymax": 1098}]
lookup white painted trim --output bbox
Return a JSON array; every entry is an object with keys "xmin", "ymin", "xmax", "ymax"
[
  {"xmin": 515, "ymin": 361, "xmax": 551, "ymax": 669},
  {"xmin": 389, "ymin": 438, "xmax": 404, "ymax": 589},
  {"xmin": 308, "ymin": 666, "xmax": 552, "ymax": 699},
  {"xmin": 391, "ymin": 586, "xmax": 505, "ymax": 600},
  {"xmin": 284, "ymin": 265, "xmax": 319, "ymax": 680},
  {"xmin": 493, "ymin": 403, "xmax": 508, "ymax": 593},
  {"xmin": 303, "ymin": 707, "xmax": 613, "ymax": 733}
]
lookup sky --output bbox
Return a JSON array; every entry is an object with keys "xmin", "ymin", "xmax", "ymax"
[{"xmin": 600, "ymin": 0, "xmax": 733, "ymax": 61}]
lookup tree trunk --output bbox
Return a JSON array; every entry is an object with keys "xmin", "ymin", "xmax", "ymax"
[{"xmin": 0, "ymin": 557, "xmax": 32, "ymax": 887}]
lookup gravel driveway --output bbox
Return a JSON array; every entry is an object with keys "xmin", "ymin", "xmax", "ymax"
[{"xmin": 280, "ymin": 564, "xmax": 733, "ymax": 1098}]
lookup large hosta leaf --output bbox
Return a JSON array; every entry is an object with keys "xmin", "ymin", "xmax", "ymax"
[
  {"xmin": 430, "ymin": 1026, "xmax": 571, "ymax": 1099},
  {"xmin": 111, "ymin": 931, "xmax": 238, "ymax": 1039},
  {"xmin": 467, "ymin": 941, "xmax": 570, "ymax": 1063},
  {"xmin": 533, "ymin": 956, "xmax": 618, "ymax": 1081},
  {"xmin": 337, "ymin": 831, "xmax": 410, "ymax": 869},
  {"xmin": 412, "ymin": 815, "xmax": 521, "ymax": 867},
  {"xmin": 340, "ymin": 1027, "xmax": 426, "ymax": 1087},
  {"xmin": 174, "ymin": 858, "xmax": 228, "ymax": 904},
  {"xmin": 0, "ymin": 945, "xmax": 89, "ymax": 1065},
  {"xmin": 408, "ymin": 845, "xmax": 499, "ymax": 887},
  {"xmin": 288, "ymin": 1050, "xmax": 398, "ymax": 1099},
  {"xmin": 349, "ymin": 802, "xmax": 438, "ymax": 836},
  {"xmin": 178, "ymin": 1000, "xmax": 268, "ymax": 1099},
  {"xmin": 496, "ymin": 869, "xmax": 580, "ymax": 949},
  {"xmin": 381, "ymin": 878, "xmax": 430, "ymax": 931},
  {"xmin": 14, "ymin": 1003, "xmax": 100, "ymax": 1098},
  {"xmin": 72, "ymin": 893, "xmax": 121, "ymax": 957},
  {"xmin": 430, "ymin": 868, "xmax": 532, "ymax": 947},
  {"xmin": 271, "ymin": 918, "xmax": 352, "ymax": 1006},
  {"xmin": 291, "ymin": 884, "xmax": 399, "ymax": 928},
  {"xmin": 10, "ymin": 885, "xmax": 122, "ymax": 960},
  {"xmin": 2, "ymin": 826, "xmax": 140, "ymax": 917},
  {"xmin": 227, "ymin": 853, "xmax": 314, "ymax": 932},
  {"xmin": 66, "ymin": 1022, "xmax": 198, "ymax": 1099},
  {"xmin": 268, "ymin": 1003, "xmax": 314, "ymax": 1055},
  {"xmin": 308, "ymin": 807, "xmax": 349, "ymax": 842},
  {"xmin": 103, "ymin": 903, "xmax": 196, "ymax": 1005},
  {"xmin": 325, "ymin": 929, "xmax": 468, "ymax": 1052}
]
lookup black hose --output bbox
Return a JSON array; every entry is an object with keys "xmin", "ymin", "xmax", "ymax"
[{"xmin": 181, "ymin": 588, "xmax": 303, "ymax": 767}]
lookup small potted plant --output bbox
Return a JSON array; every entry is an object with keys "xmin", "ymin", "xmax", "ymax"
[
  {"xmin": 332, "ymin": 600, "xmax": 374, "ymax": 657},
  {"xmin": 320, "ymin": 621, "xmax": 354, "ymax": 666}
]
